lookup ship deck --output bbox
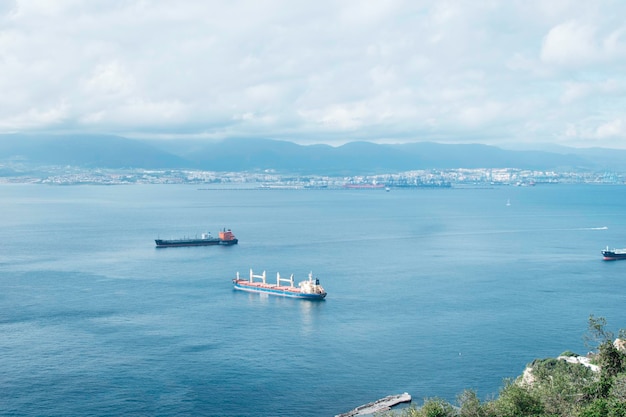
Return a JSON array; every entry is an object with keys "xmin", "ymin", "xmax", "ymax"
[{"xmin": 233, "ymin": 280, "xmax": 301, "ymax": 293}]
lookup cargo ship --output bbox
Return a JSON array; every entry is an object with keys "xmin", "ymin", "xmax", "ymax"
[
  {"xmin": 155, "ymin": 228, "xmax": 238, "ymax": 247},
  {"xmin": 233, "ymin": 269, "xmax": 327, "ymax": 300},
  {"xmin": 602, "ymin": 246, "xmax": 626, "ymax": 261}
]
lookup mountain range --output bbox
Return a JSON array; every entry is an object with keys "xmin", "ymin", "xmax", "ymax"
[{"xmin": 1, "ymin": 134, "xmax": 625, "ymax": 175}]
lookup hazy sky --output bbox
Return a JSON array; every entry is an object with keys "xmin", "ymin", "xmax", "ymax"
[{"xmin": 2, "ymin": 1, "xmax": 626, "ymax": 148}]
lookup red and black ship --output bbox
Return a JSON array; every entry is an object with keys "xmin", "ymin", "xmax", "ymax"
[
  {"xmin": 155, "ymin": 228, "xmax": 238, "ymax": 247},
  {"xmin": 602, "ymin": 246, "xmax": 626, "ymax": 261}
]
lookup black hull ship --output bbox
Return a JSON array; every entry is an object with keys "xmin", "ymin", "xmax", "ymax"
[
  {"xmin": 155, "ymin": 229, "xmax": 238, "ymax": 248},
  {"xmin": 601, "ymin": 246, "xmax": 626, "ymax": 261}
]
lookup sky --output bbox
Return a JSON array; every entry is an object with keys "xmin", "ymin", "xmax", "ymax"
[{"xmin": 1, "ymin": 0, "xmax": 626, "ymax": 149}]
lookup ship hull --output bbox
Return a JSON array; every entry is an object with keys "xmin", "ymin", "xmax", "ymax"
[
  {"xmin": 233, "ymin": 282, "xmax": 326, "ymax": 299},
  {"xmin": 155, "ymin": 238, "xmax": 238, "ymax": 247},
  {"xmin": 602, "ymin": 251, "xmax": 626, "ymax": 261}
]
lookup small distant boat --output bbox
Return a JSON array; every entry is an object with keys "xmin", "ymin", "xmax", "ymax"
[
  {"xmin": 155, "ymin": 228, "xmax": 238, "ymax": 247},
  {"xmin": 602, "ymin": 246, "xmax": 626, "ymax": 261},
  {"xmin": 233, "ymin": 269, "xmax": 327, "ymax": 299},
  {"xmin": 506, "ymin": 199, "xmax": 511, "ymax": 206}
]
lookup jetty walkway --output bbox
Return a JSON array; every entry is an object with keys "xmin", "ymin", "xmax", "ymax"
[{"xmin": 335, "ymin": 392, "xmax": 412, "ymax": 417}]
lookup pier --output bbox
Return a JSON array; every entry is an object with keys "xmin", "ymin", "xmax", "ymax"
[{"xmin": 335, "ymin": 392, "xmax": 412, "ymax": 417}]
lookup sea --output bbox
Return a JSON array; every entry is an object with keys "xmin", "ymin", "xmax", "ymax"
[{"xmin": 1, "ymin": 183, "xmax": 625, "ymax": 417}]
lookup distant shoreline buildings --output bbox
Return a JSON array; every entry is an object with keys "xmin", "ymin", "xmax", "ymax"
[{"xmin": 0, "ymin": 165, "xmax": 623, "ymax": 186}]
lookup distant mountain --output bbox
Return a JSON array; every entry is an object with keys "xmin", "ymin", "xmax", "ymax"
[
  {"xmin": 161, "ymin": 138, "xmax": 603, "ymax": 174},
  {"xmin": 1, "ymin": 134, "xmax": 625, "ymax": 174},
  {"xmin": 0, "ymin": 134, "xmax": 188, "ymax": 169}
]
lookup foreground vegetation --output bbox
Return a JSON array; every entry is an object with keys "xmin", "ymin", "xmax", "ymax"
[{"xmin": 387, "ymin": 316, "xmax": 626, "ymax": 417}]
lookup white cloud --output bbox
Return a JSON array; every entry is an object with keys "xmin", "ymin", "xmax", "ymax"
[
  {"xmin": 82, "ymin": 61, "xmax": 135, "ymax": 98},
  {"xmin": 541, "ymin": 20, "xmax": 626, "ymax": 68},
  {"xmin": 560, "ymin": 116, "xmax": 626, "ymax": 147},
  {"xmin": 1, "ymin": 0, "xmax": 626, "ymax": 148},
  {"xmin": 458, "ymin": 102, "xmax": 504, "ymax": 128},
  {"xmin": 541, "ymin": 21, "xmax": 599, "ymax": 66},
  {"xmin": 300, "ymin": 103, "xmax": 370, "ymax": 131},
  {"xmin": 80, "ymin": 98, "xmax": 189, "ymax": 129},
  {"xmin": 0, "ymin": 100, "xmax": 69, "ymax": 130},
  {"xmin": 596, "ymin": 119, "xmax": 624, "ymax": 138},
  {"xmin": 561, "ymin": 79, "xmax": 626, "ymax": 103},
  {"xmin": 561, "ymin": 82, "xmax": 593, "ymax": 103}
]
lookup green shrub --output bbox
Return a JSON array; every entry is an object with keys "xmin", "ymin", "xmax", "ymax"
[
  {"xmin": 598, "ymin": 342, "xmax": 626, "ymax": 378},
  {"xmin": 610, "ymin": 374, "xmax": 626, "ymax": 402},
  {"xmin": 418, "ymin": 398, "xmax": 457, "ymax": 417},
  {"xmin": 579, "ymin": 398, "xmax": 608, "ymax": 417},
  {"xmin": 457, "ymin": 390, "xmax": 485, "ymax": 417},
  {"xmin": 492, "ymin": 381, "xmax": 543, "ymax": 417},
  {"xmin": 607, "ymin": 398, "xmax": 626, "ymax": 417}
]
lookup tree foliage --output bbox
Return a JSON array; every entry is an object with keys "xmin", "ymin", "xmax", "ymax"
[
  {"xmin": 585, "ymin": 315, "xmax": 614, "ymax": 348},
  {"xmin": 490, "ymin": 380, "xmax": 544, "ymax": 416},
  {"xmin": 526, "ymin": 358, "xmax": 595, "ymax": 415},
  {"xmin": 457, "ymin": 390, "xmax": 485, "ymax": 417},
  {"xmin": 390, "ymin": 398, "xmax": 457, "ymax": 417},
  {"xmin": 598, "ymin": 341, "xmax": 626, "ymax": 379}
]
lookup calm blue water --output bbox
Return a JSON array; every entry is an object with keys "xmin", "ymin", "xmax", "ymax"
[{"xmin": 1, "ymin": 184, "xmax": 625, "ymax": 417}]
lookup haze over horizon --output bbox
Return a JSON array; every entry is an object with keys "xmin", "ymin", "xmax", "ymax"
[{"xmin": 2, "ymin": 1, "xmax": 626, "ymax": 149}]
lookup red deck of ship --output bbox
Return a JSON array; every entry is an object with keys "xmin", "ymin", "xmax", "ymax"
[{"xmin": 234, "ymin": 280, "xmax": 301, "ymax": 293}]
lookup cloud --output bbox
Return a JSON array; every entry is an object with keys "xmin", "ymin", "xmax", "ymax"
[
  {"xmin": 541, "ymin": 21, "xmax": 599, "ymax": 66},
  {"xmin": 0, "ymin": 100, "xmax": 69, "ymax": 130},
  {"xmin": 596, "ymin": 118, "xmax": 624, "ymax": 138},
  {"xmin": 1, "ymin": 0, "xmax": 626, "ymax": 148},
  {"xmin": 82, "ymin": 61, "xmax": 135, "ymax": 98},
  {"xmin": 458, "ymin": 102, "xmax": 504, "ymax": 128},
  {"xmin": 561, "ymin": 115, "xmax": 626, "ymax": 150},
  {"xmin": 79, "ymin": 98, "xmax": 188, "ymax": 128},
  {"xmin": 0, "ymin": 0, "xmax": 17, "ymax": 18},
  {"xmin": 541, "ymin": 20, "xmax": 626, "ymax": 68},
  {"xmin": 561, "ymin": 79, "xmax": 626, "ymax": 103}
]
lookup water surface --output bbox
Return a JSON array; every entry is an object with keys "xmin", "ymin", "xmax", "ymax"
[{"xmin": 1, "ymin": 184, "xmax": 625, "ymax": 416}]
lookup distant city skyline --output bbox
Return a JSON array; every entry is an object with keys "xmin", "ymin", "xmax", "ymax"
[{"xmin": 2, "ymin": 1, "xmax": 626, "ymax": 149}]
